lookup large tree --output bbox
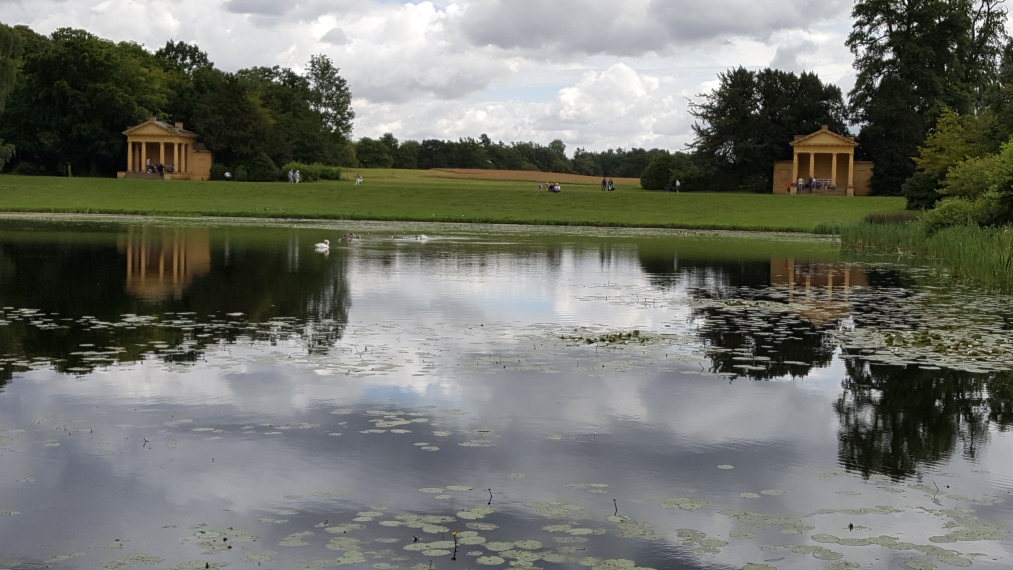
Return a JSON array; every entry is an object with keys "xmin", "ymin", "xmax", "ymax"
[
  {"xmin": 306, "ymin": 54, "xmax": 354, "ymax": 141},
  {"xmin": 690, "ymin": 67, "xmax": 850, "ymax": 192},
  {"xmin": 0, "ymin": 28, "xmax": 169, "ymax": 176},
  {"xmin": 0, "ymin": 23, "xmax": 21, "ymax": 170},
  {"xmin": 191, "ymin": 70, "xmax": 273, "ymax": 166},
  {"xmin": 847, "ymin": 0, "xmax": 1008, "ymax": 195}
]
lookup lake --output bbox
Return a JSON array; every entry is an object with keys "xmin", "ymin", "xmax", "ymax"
[{"xmin": 0, "ymin": 217, "xmax": 1010, "ymax": 570}]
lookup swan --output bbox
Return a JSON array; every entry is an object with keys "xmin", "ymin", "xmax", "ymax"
[{"xmin": 314, "ymin": 239, "xmax": 330, "ymax": 251}]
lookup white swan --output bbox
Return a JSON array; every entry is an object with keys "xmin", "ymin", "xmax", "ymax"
[{"xmin": 314, "ymin": 239, "xmax": 330, "ymax": 251}]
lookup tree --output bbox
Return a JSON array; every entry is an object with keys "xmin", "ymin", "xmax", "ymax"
[
  {"xmin": 0, "ymin": 23, "xmax": 21, "ymax": 170},
  {"xmin": 355, "ymin": 137, "xmax": 393, "ymax": 168},
  {"xmin": 1, "ymin": 27, "xmax": 169, "ymax": 175},
  {"xmin": 417, "ymin": 139, "xmax": 453, "ymax": 169},
  {"xmin": 154, "ymin": 40, "xmax": 213, "ymax": 75},
  {"xmin": 903, "ymin": 107, "xmax": 1002, "ymax": 209},
  {"xmin": 379, "ymin": 133, "xmax": 399, "ymax": 157},
  {"xmin": 192, "ymin": 70, "xmax": 273, "ymax": 166},
  {"xmin": 847, "ymin": 0, "xmax": 1009, "ymax": 195},
  {"xmin": 394, "ymin": 140, "xmax": 420, "ymax": 169},
  {"xmin": 306, "ymin": 54, "xmax": 354, "ymax": 140},
  {"xmin": 942, "ymin": 138, "xmax": 1013, "ymax": 225},
  {"xmin": 640, "ymin": 153, "xmax": 675, "ymax": 190},
  {"xmin": 690, "ymin": 67, "xmax": 849, "ymax": 192}
]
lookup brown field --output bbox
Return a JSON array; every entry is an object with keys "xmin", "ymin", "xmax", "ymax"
[{"xmin": 427, "ymin": 168, "xmax": 641, "ymax": 186}]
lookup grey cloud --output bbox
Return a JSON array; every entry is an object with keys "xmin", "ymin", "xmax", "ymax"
[
  {"xmin": 354, "ymin": 68, "xmax": 493, "ymax": 104},
  {"xmin": 321, "ymin": 27, "xmax": 348, "ymax": 45},
  {"xmin": 460, "ymin": 0, "xmax": 852, "ymax": 57},
  {"xmin": 460, "ymin": 0, "xmax": 668, "ymax": 57},
  {"xmin": 224, "ymin": 0, "xmax": 289, "ymax": 16},
  {"xmin": 770, "ymin": 40, "xmax": 818, "ymax": 73},
  {"xmin": 648, "ymin": 0, "xmax": 851, "ymax": 43}
]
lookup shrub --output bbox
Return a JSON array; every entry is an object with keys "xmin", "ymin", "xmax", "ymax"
[
  {"xmin": 943, "ymin": 154, "xmax": 998, "ymax": 200},
  {"xmin": 920, "ymin": 198, "xmax": 979, "ymax": 235},
  {"xmin": 241, "ymin": 153, "xmax": 279, "ymax": 182},
  {"xmin": 640, "ymin": 154, "xmax": 674, "ymax": 190},
  {"xmin": 280, "ymin": 162, "xmax": 342, "ymax": 182},
  {"xmin": 11, "ymin": 161, "xmax": 50, "ymax": 176},
  {"xmin": 210, "ymin": 163, "xmax": 230, "ymax": 181},
  {"xmin": 901, "ymin": 169, "xmax": 942, "ymax": 210}
]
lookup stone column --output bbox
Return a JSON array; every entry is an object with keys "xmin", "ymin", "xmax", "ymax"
[
  {"xmin": 847, "ymin": 152, "xmax": 855, "ymax": 196},
  {"xmin": 788, "ymin": 152, "xmax": 797, "ymax": 194},
  {"xmin": 127, "ymin": 142, "xmax": 134, "ymax": 172},
  {"xmin": 159, "ymin": 142, "xmax": 165, "ymax": 168},
  {"xmin": 808, "ymin": 152, "xmax": 815, "ymax": 180},
  {"xmin": 141, "ymin": 143, "xmax": 147, "ymax": 172},
  {"xmin": 173, "ymin": 143, "xmax": 180, "ymax": 174},
  {"xmin": 831, "ymin": 153, "xmax": 838, "ymax": 189}
]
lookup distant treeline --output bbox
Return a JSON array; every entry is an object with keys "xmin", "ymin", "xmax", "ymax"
[{"xmin": 352, "ymin": 132, "xmax": 691, "ymax": 182}]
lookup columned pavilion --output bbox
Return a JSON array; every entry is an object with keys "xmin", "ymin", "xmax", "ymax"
[
  {"xmin": 789, "ymin": 125, "xmax": 858, "ymax": 196},
  {"xmin": 120, "ymin": 118, "xmax": 212, "ymax": 180}
]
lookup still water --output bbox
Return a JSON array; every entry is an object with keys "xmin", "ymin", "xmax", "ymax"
[{"xmin": 0, "ymin": 218, "xmax": 1011, "ymax": 570}]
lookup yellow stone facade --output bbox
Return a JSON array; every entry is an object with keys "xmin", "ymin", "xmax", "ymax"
[
  {"xmin": 772, "ymin": 125, "xmax": 874, "ymax": 196},
  {"xmin": 119, "ymin": 118, "xmax": 213, "ymax": 181}
]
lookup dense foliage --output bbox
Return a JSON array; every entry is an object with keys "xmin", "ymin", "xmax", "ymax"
[
  {"xmin": 689, "ymin": 67, "xmax": 850, "ymax": 193},
  {"xmin": 0, "ymin": 26, "xmax": 354, "ymax": 178},
  {"xmin": 0, "ymin": 24, "xmax": 19, "ymax": 170},
  {"xmin": 848, "ymin": 0, "xmax": 1009, "ymax": 195}
]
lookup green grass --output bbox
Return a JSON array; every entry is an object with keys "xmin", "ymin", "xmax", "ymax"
[{"xmin": 0, "ymin": 170, "xmax": 907, "ymax": 232}]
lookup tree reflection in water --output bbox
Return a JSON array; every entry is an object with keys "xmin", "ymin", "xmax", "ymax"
[
  {"xmin": 638, "ymin": 243, "xmax": 1013, "ymax": 481},
  {"xmin": 0, "ymin": 224, "xmax": 352, "ymax": 381},
  {"xmin": 836, "ymin": 356, "xmax": 1004, "ymax": 480}
]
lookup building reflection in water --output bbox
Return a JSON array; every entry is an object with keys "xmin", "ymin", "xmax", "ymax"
[
  {"xmin": 771, "ymin": 257, "xmax": 868, "ymax": 324},
  {"xmin": 118, "ymin": 226, "xmax": 211, "ymax": 301}
]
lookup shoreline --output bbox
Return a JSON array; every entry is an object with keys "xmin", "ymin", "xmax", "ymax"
[{"xmin": 0, "ymin": 211, "xmax": 838, "ymax": 241}]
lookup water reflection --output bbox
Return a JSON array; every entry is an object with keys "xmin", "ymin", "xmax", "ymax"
[
  {"xmin": 121, "ymin": 226, "xmax": 212, "ymax": 301},
  {"xmin": 0, "ymin": 221, "xmax": 1012, "ymax": 568},
  {"xmin": 836, "ymin": 356, "xmax": 997, "ymax": 480},
  {"xmin": 0, "ymin": 224, "xmax": 352, "ymax": 380}
]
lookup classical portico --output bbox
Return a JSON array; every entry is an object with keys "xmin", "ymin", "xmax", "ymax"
[
  {"xmin": 787, "ymin": 125, "xmax": 858, "ymax": 195},
  {"xmin": 120, "ymin": 118, "xmax": 213, "ymax": 181}
]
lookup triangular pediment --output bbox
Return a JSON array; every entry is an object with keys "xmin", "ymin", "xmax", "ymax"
[
  {"xmin": 791, "ymin": 126, "xmax": 857, "ymax": 148},
  {"xmin": 123, "ymin": 118, "xmax": 198, "ymax": 139}
]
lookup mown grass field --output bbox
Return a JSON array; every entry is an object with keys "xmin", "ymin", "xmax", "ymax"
[{"xmin": 0, "ymin": 168, "xmax": 908, "ymax": 232}]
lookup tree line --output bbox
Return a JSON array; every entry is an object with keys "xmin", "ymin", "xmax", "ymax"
[
  {"xmin": 0, "ymin": 25, "xmax": 353, "ymax": 179},
  {"xmin": 3, "ymin": 0, "xmax": 1013, "ymax": 216}
]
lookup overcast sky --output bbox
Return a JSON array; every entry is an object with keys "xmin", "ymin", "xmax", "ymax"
[{"xmin": 4, "ymin": 0, "xmax": 862, "ymax": 155}]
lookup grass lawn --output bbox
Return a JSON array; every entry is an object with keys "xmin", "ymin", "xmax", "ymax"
[{"xmin": 0, "ymin": 169, "xmax": 908, "ymax": 232}]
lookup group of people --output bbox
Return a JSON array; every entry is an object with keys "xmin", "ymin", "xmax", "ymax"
[
  {"xmin": 288, "ymin": 169, "xmax": 302, "ymax": 183},
  {"xmin": 354, "ymin": 174, "xmax": 364, "ymax": 185},
  {"xmin": 793, "ymin": 177, "xmax": 831, "ymax": 192},
  {"xmin": 539, "ymin": 182, "xmax": 562, "ymax": 192},
  {"xmin": 600, "ymin": 177, "xmax": 617, "ymax": 191},
  {"xmin": 144, "ymin": 158, "xmax": 173, "ymax": 175}
]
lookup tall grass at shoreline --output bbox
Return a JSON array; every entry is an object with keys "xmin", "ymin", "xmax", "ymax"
[{"xmin": 835, "ymin": 219, "xmax": 1013, "ymax": 291}]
